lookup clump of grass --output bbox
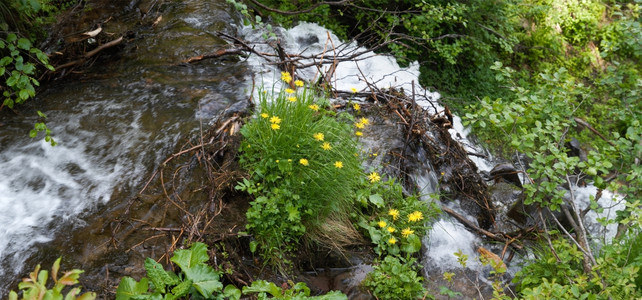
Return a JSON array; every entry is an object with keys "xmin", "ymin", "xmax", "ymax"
[{"xmin": 237, "ymin": 74, "xmax": 366, "ymax": 267}]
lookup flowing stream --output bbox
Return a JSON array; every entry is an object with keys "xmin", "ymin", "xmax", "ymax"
[
  {"xmin": 0, "ymin": 0, "xmax": 247, "ymax": 294},
  {"xmin": 0, "ymin": 1, "xmax": 624, "ymax": 297}
]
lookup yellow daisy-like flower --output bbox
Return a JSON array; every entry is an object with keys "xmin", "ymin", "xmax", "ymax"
[
  {"xmin": 321, "ymin": 142, "xmax": 332, "ymax": 150},
  {"xmin": 269, "ymin": 116, "xmax": 281, "ymax": 124},
  {"xmin": 388, "ymin": 237, "xmax": 397, "ymax": 245},
  {"xmin": 355, "ymin": 131, "xmax": 363, "ymax": 136},
  {"xmin": 271, "ymin": 123, "xmax": 280, "ymax": 130},
  {"xmin": 308, "ymin": 104, "xmax": 319, "ymax": 111},
  {"xmin": 288, "ymin": 96, "xmax": 297, "ymax": 102},
  {"xmin": 351, "ymin": 87, "xmax": 358, "ymax": 93},
  {"xmin": 368, "ymin": 172, "xmax": 381, "ymax": 183},
  {"xmin": 260, "ymin": 113, "xmax": 269, "ymax": 118},
  {"xmin": 355, "ymin": 122, "xmax": 365, "ymax": 129},
  {"xmin": 285, "ymin": 88, "xmax": 295, "ymax": 94},
  {"xmin": 334, "ymin": 161, "xmax": 343, "ymax": 169},
  {"xmin": 360, "ymin": 117, "xmax": 369, "ymax": 125},
  {"xmin": 408, "ymin": 211, "xmax": 424, "ymax": 222},
  {"xmin": 281, "ymin": 71, "xmax": 292, "ymax": 83},
  {"xmin": 387, "ymin": 227, "xmax": 396, "ymax": 233},
  {"xmin": 294, "ymin": 80, "xmax": 304, "ymax": 87},
  {"xmin": 353, "ymin": 103, "xmax": 360, "ymax": 111},
  {"xmin": 313, "ymin": 132, "xmax": 324, "ymax": 141},
  {"xmin": 402, "ymin": 228, "xmax": 414, "ymax": 238},
  {"xmin": 299, "ymin": 158, "xmax": 309, "ymax": 166},
  {"xmin": 378, "ymin": 220, "xmax": 387, "ymax": 228},
  {"xmin": 388, "ymin": 209, "xmax": 400, "ymax": 220}
]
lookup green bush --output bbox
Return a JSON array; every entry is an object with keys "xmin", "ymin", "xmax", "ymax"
[{"xmin": 363, "ymin": 256, "xmax": 430, "ymax": 300}]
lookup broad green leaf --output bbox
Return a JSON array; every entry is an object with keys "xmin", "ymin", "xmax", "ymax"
[
  {"xmin": 401, "ymin": 235, "xmax": 422, "ymax": 254},
  {"xmin": 144, "ymin": 258, "xmax": 178, "ymax": 293},
  {"xmin": 58, "ymin": 269, "xmax": 83, "ymax": 285},
  {"xmin": 17, "ymin": 38, "xmax": 32, "ymax": 50},
  {"xmin": 115, "ymin": 277, "xmax": 149, "ymax": 300},
  {"xmin": 310, "ymin": 291, "xmax": 348, "ymax": 300},
  {"xmin": 170, "ymin": 242, "xmax": 209, "ymax": 270},
  {"xmin": 52, "ymin": 257, "xmax": 61, "ymax": 283},
  {"xmin": 9, "ymin": 291, "xmax": 18, "ymax": 300},
  {"xmin": 368, "ymin": 194, "xmax": 384, "ymax": 208},
  {"xmin": 170, "ymin": 280, "xmax": 192, "ymax": 298},
  {"xmin": 223, "ymin": 284, "xmax": 241, "ymax": 300},
  {"xmin": 242, "ymin": 280, "xmax": 283, "ymax": 298},
  {"xmin": 182, "ymin": 264, "xmax": 222, "ymax": 298}
]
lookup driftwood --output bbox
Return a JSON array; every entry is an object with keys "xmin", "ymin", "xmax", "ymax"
[{"xmin": 55, "ymin": 36, "xmax": 123, "ymax": 70}]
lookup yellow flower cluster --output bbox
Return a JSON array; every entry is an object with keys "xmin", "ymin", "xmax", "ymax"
[
  {"xmin": 321, "ymin": 142, "xmax": 332, "ymax": 150},
  {"xmin": 313, "ymin": 132, "xmax": 324, "ymax": 141},
  {"xmin": 263, "ymin": 115, "xmax": 280, "ymax": 130},
  {"xmin": 334, "ymin": 161, "xmax": 343, "ymax": 168},
  {"xmin": 299, "ymin": 158, "xmax": 309, "ymax": 166},
  {"xmin": 408, "ymin": 211, "xmax": 423, "ymax": 222},
  {"xmin": 308, "ymin": 104, "xmax": 319, "ymax": 111},
  {"xmin": 281, "ymin": 71, "xmax": 292, "ymax": 83}
]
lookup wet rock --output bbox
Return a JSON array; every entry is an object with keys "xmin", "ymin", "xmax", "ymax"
[
  {"xmin": 296, "ymin": 34, "xmax": 320, "ymax": 47},
  {"xmin": 566, "ymin": 137, "xmax": 587, "ymax": 162},
  {"xmin": 489, "ymin": 163, "xmax": 522, "ymax": 188}
]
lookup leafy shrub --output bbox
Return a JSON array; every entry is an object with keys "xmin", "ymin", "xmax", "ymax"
[
  {"xmin": 115, "ymin": 242, "xmax": 347, "ymax": 300},
  {"xmin": 237, "ymin": 77, "xmax": 364, "ymax": 265},
  {"xmin": 8, "ymin": 257, "xmax": 96, "ymax": 300},
  {"xmin": 363, "ymin": 256, "xmax": 430, "ymax": 300},
  {"xmin": 115, "ymin": 242, "xmax": 240, "ymax": 300},
  {"xmin": 357, "ymin": 180, "xmax": 440, "ymax": 257}
]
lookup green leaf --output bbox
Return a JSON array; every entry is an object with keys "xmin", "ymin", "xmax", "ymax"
[
  {"xmin": 368, "ymin": 194, "xmax": 384, "ymax": 208},
  {"xmin": 223, "ymin": 284, "xmax": 241, "ymax": 300},
  {"xmin": 17, "ymin": 38, "xmax": 32, "ymax": 50},
  {"xmin": 170, "ymin": 280, "xmax": 192, "ymax": 298},
  {"xmin": 75, "ymin": 292, "xmax": 97, "ymax": 300},
  {"xmin": 170, "ymin": 242, "xmax": 209, "ymax": 270},
  {"xmin": 115, "ymin": 277, "xmax": 149, "ymax": 300},
  {"xmin": 144, "ymin": 258, "xmax": 178, "ymax": 293},
  {"xmin": 242, "ymin": 280, "xmax": 283, "ymax": 298},
  {"xmin": 182, "ymin": 264, "xmax": 222, "ymax": 298},
  {"xmin": 401, "ymin": 235, "xmax": 422, "ymax": 254},
  {"xmin": 310, "ymin": 291, "xmax": 348, "ymax": 300}
]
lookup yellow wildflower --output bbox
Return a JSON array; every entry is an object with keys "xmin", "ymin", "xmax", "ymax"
[
  {"xmin": 334, "ymin": 161, "xmax": 344, "ymax": 169},
  {"xmin": 355, "ymin": 122, "xmax": 365, "ymax": 129},
  {"xmin": 402, "ymin": 228, "xmax": 414, "ymax": 237},
  {"xmin": 299, "ymin": 158, "xmax": 309, "ymax": 166},
  {"xmin": 360, "ymin": 117, "xmax": 369, "ymax": 125},
  {"xmin": 260, "ymin": 113, "xmax": 269, "ymax": 118},
  {"xmin": 285, "ymin": 88, "xmax": 295, "ymax": 94},
  {"xmin": 387, "ymin": 227, "xmax": 396, "ymax": 233},
  {"xmin": 378, "ymin": 220, "xmax": 387, "ymax": 228},
  {"xmin": 294, "ymin": 80, "xmax": 304, "ymax": 87},
  {"xmin": 288, "ymin": 96, "xmax": 297, "ymax": 102},
  {"xmin": 353, "ymin": 103, "xmax": 360, "ymax": 111},
  {"xmin": 308, "ymin": 104, "xmax": 319, "ymax": 111},
  {"xmin": 269, "ymin": 116, "xmax": 281, "ymax": 124},
  {"xmin": 351, "ymin": 87, "xmax": 358, "ymax": 93},
  {"xmin": 321, "ymin": 142, "xmax": 332, "ymax": 150},
  {"xmin": 388, "ymin": 237, "xmax": 397, "ymax": 245},
  {"xmin": 313, "ymin": 132, "xmax": 324, "ymax": 141},
  {"xmin": 281, "ymin": 71, "xmax": 292, "ymax": 83},
  {"xmin": 408, "ymin": 211, "xmax": 424, "ymax": 222},
  {"xmin": 368, "ymin": 172, "xmax": 381, "ymax": 183},
  {"xmin": 355, "ymin": 131, "xmax": 363, "ymax": 136},
  {"xmin": 271, "ymin": 123, "xmax": 280, "ymax": 130},
  {"xmin": 388, "ymin": 209, "xmax": 400, "ymax": 220}
]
